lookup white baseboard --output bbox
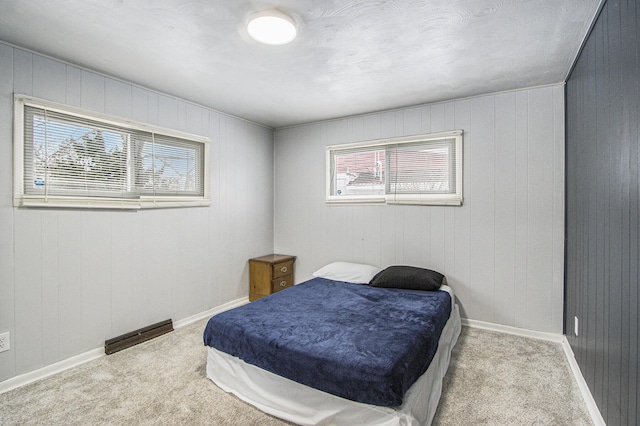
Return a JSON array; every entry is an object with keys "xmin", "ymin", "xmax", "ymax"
[
  {"xmin": 463, "ymin": 317, "xmax": 605, "ymax": 426},
  {"xmin": 173, "ymin": 297, "xmax": 249, "ymax": 329},
  {"xmin": 561, "ymin": 338, "xmax": 607, "ymax": 426},
  {"xmin": 461, "ymin": 318, "xmax": 565, "ymax": 343},
  {"xmin": 0, "ymin": 348, "xmax": 105, "ymax": 394},
  {"xmin": 0, "ymin": 296, "xmax": 249, "ymax": 395}
]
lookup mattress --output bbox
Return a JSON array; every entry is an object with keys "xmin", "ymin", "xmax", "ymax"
[
  {"xmin": 204, "ymin": 278, "xmax": 453, "ymax": 406},
  {"xmin": 204, "ymin": 279, "xmax": 461, "ymax": 425}
]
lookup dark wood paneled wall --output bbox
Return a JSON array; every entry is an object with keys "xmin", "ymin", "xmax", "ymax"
[{"xmin": 565, "ymin": 1, "xmax": 639, "ymax": 425}]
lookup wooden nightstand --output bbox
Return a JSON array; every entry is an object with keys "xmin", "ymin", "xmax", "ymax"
[{"xmin": 249, "ymin": 254, "xmax": 296, "ymax": 302}]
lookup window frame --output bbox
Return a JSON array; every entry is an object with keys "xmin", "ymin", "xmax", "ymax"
[
  {"xmin": 325, "ymin": 131, "xmax": 463, "ymax": 206},
  {"xmin": 13, "ymin": 94, "xmax": 211, "ymax": 210}
]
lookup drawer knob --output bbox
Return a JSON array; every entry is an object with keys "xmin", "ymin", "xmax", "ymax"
[
  {"xmin": 280, "ymin": 266, "xmax": 288, "ymax": 273},
  {"xmin": 280, "ymin": 281, "xmax": 287, "ymax": 287}
]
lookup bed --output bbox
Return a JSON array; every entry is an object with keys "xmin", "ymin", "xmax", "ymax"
[{"xmin": 203, "ymin": 263, "xmax": 461, "ymax": 426}]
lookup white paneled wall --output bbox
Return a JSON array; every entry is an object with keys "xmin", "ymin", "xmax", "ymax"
[
  {"xmin": 274, "ymin": 85, "xmax": 565, "ymax": 334},
  {"xmin": 0, "ymin": 43, "xmax": 274, "ymax": 382}
]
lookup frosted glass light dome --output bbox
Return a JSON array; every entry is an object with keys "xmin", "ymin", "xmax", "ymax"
[{"xmin": 247, "ymin": 10, "xmax": 297, "ymax": 45}]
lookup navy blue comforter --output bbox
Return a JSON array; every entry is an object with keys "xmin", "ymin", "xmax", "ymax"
[{"xmin": 203, "ymin": 278, "xmax": 451, "ymax": 407}]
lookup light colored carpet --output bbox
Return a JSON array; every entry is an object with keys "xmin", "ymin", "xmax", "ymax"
[
  {"xmin": 432, "ymin": 327, "xmax": 592, "ymax": 425},
  {"xmin": 0, "ymin": 319, "xmax": 593, "ymax": 425}
]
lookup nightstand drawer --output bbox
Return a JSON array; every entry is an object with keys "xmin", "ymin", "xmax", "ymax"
[
  {"xmin": 272, "ymin": 260, "xmax": 294, "ymax": 279},
  {"xmin": 271, "ymin": 274, "xmax": 293, "ymax": 293}
]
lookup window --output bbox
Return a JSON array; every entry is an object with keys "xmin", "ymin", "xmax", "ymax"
[
  {"xmin": 14, "ymin": 95, "xmax": 210, "ymax": 209},
  {"xmin": 326, "ymin": 131, "xmax": 463, "ymax": 205}
]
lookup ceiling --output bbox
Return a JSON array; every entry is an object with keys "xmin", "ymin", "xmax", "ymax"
[{"xmin": 0, "ymin": 0, "xmax": 600, "ymax": 128}]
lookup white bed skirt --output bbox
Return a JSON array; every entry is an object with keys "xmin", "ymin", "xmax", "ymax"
[{"xmin": 206, "ymin": 302, "xmax": 461, "ymax": 426}]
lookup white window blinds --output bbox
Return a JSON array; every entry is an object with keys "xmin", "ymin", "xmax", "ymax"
[
  {"xmin": 387, "ymin": 138, "xmax": 457, "ymax": 196},
  {"xmin": 136, "ymin": 133, "xmax": 204, "ymax": 197},
  {"xmin": 15, "ymin": 96, "xmax": 210, "ymax": 209},
  {"xmin": 330, "ymin": 146, "xmax": 386, "ymax": 198},
  {"xmin": 24, "ymin": 106, "xmax": 134, "ymax": 198}
]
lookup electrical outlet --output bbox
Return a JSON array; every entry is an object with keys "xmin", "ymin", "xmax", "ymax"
[
  {"xmin": 0, "ymin": 332, "xmax": 10, "ymax": 352},
  {"xmin": 574, "ymin": 316, "xmax": 579, "ymax": 337}
]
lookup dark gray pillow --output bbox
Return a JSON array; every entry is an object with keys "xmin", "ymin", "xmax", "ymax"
[{"xmin": 369, "ymin": 265, "xmax": 445, "ymax": 291}]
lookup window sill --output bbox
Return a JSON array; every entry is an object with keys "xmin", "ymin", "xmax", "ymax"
[
  {"xmin": 14, "ymin": 196, "xmax": 211, "ymax": 210},
  {"xmin": 386, "ymin": 197, "xmax": 463, "ymax": 206},
  {"xmin": 326, "ymin": 196, "xmax": 463, "ymax": 206},
  {"xmin": 326, "ymin": 197, "xmax": 386, "ymax": 205}
]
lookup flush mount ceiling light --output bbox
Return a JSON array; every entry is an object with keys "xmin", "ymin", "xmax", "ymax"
[{"xmin": 247, "ymin": 10, "xmax": 297, "ymax": 45}]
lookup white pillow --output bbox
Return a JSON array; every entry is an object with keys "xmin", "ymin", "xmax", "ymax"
[{"xmin": 312, "ymin": 262, "xmax": 381, "ymax": 284}]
